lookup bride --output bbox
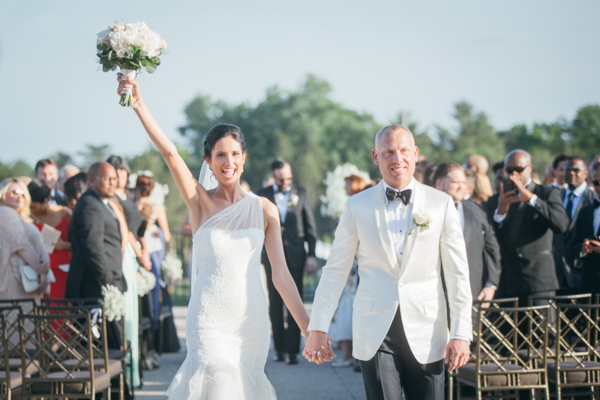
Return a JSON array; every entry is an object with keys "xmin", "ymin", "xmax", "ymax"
[{"xmin": 116, "ymin": 75, "xmax": 333, "ymax": 399}]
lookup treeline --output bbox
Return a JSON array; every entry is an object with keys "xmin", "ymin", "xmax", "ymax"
[{"xmin": 3, "ymin": 74, "xmax": 599, "ymax": 229}]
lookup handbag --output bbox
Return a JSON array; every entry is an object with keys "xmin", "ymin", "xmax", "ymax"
[{"xmin": 20, "ymin": 265, "xmax": 56, "ymax": 294}]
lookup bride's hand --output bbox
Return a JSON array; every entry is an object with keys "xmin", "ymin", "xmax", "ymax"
[{"xmin": 116, "ymin": 73, "xmax": 142, "ymax": 104}]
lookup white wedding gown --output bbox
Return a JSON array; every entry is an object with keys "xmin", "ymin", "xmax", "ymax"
[{"xmin": 166, "ymin": 193, "xmax": 277, "ymax": 399}]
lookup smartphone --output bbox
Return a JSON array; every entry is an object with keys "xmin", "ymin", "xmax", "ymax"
[
  {"xmin": 502, "ymin": 178, "xmax": 518, "ymax": 195},
  {"xmin": 587, "ymin": 235, "xmax": 600, "ymax": 242}
]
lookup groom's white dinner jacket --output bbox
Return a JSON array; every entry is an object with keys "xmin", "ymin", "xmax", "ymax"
[{"xmin": 308, "ymin": 180, "xmax": 473, "ymax": 364}]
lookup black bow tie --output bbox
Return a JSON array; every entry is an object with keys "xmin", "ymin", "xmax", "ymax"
[{"xmin": 386, "ymin": 188, "xmax": 412, "ymax": 205}]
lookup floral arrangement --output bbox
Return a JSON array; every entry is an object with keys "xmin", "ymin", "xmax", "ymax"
[
  {"xmin": 137, "ymin": 267, "xmax": 157, "ymax": 297},
  {"xmin": 96, "ymin": 21, "xmax": 167, "ymax": 107},
  {"xmin": 100, "ymin": 284, "xmax": 126, "ymax": 322},
  {"xmin": 410, "ymin": 211, "xmax": 431, "ymax": 235},
  {"xmin": 320, "ymin": 163, "xmax": 371, "ymax": 219},
  {"xmin": 161, "ymin": 254, "xmax": 183, "ymax": 285}
]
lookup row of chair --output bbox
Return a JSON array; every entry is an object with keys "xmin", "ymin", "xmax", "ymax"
[
  {"xmin": 0, "ymin": 298, "xmax": 129, "ymax": 400},
  {"xmin": 449, "ymin": 293, "xmax": 600, "ymax": 400}
]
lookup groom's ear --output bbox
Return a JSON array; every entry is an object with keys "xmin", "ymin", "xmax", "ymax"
[{"xmin": 372, "ymin": 149, "xmax": 379, "ymax": 165}]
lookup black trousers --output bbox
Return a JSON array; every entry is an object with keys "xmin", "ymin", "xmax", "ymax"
[
  {"xmin": 360, "ymin": 308, "xmax": 445, "ymax": 400},
  {"xmin": 264, "ymin": 262, "xmax": 304, "ymax": 355}
]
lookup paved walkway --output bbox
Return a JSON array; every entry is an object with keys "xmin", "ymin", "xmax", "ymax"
[{"xmin": 134, "ymin": 306, "xmax": 366, "ymax": 400}]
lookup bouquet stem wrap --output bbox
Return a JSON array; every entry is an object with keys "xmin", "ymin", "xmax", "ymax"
[{"xmin": 119, "ymin": 69, "xmax": 137, "ymax": 107}]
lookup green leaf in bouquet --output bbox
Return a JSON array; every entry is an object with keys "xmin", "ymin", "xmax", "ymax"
[
  {"xmin": 97, "ymin": 43, "xmax": 110, "ymax": 52},
  {"xmin": 102, "ymin": 64, "xmax": 113, "ymax": 72},
  {"xmin": 151, "ymin": 57, "xmax": 161, "ymax": 66},
  {"xmin": 140, "ymin": 50, "xmax": 148, "ymax": 57}
]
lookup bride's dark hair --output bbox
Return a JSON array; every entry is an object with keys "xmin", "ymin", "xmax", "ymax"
[{"xmin": 203, "ymin": 124, "xmax": 246, "ymax": 158}]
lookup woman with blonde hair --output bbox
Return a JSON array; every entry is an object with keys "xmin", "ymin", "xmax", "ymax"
[{"xmin": 0, "ymin": 178, "xmax": 50, "ymax": 307}]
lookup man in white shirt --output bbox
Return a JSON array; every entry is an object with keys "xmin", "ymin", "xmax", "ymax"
[
  {"xmin": 305, "ymin": 126, "xmax": 472, "ymax": 400},
  {"xmin": 34, "ymin": 158, "xmax": 64, "ymax": 206}
]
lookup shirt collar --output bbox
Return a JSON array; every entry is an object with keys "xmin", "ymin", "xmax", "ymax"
[
  {"xmin": 567, "ymin": 182, "xmax": 588, "ymax": 197},
  {"xmin": 382, "ymin": 178, "xmax": 415, "ymax": 205}
]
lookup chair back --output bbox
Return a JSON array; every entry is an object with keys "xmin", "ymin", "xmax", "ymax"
[
  {"xmin": 17, "ymin": 312, "xmax": 110, "ymax": 399},
  {"xmin": 474, "ymin": 305, "xmax": 550, "ymax": 388}
]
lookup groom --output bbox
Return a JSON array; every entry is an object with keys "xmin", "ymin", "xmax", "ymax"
[{"xmin": 305, "ymin": 126, "xmax": 472, "ymax": 400}]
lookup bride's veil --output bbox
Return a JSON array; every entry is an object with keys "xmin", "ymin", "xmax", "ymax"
[{"xmin": 198, "ymin": 160, "xmax": 218, "ymax": 191}]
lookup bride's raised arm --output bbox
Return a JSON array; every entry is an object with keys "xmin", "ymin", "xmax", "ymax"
[{"xmin": 117, "ymin": 75, "xmax": 202, "ymax": 212}]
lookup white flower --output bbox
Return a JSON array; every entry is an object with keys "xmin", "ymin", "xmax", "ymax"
[
  {"xmin": 410, "ymin": 211, "xmax": 431, "ymax": 234},
  {"xmin": 289, "ymin": 194, "xmax": 300, "ymax": 207},
  {"xmin": 161, "ymin": 254, "xmax": 183, "ymax": 285},
  {"xmin": 137, "ymin": 267, "xmax": 157, "ymax": 297},
  {"xmin": 100, "ymin": 284, "xmax": 126, "ymax": 322},
  {"xmin": 319, "ymin": 163, "xmax": 371, "ymax": 219}
]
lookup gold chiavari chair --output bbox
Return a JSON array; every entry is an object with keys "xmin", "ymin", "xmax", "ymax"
[
  {"xmin": 0, "ymin": 315, "xmax": 21, "ymax": 400},
  {"xmin": 456, "ymin": 305, "xmax": 551, "ymax": 400},
  {"xmin": 18, "ymin": 312, "xmax": 112, "ymax": 399}
]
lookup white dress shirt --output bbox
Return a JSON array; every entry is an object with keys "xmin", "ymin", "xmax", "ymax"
[
  {"xmin": 382, "ymin": 179, "xmax": 415, "ymax": 264},
  {"xmin": 273, "ymin": 183, "xmax": 290, "ymax": 223}
]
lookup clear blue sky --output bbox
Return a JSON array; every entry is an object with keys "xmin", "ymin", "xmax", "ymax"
[{"xmin": 1, "ymin": 0, "xmax": 598, "ymax": 166}]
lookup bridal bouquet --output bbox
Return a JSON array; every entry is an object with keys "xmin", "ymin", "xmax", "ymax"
[
  {"xmin": 161, "ymin": 254, "xmax": 183, "ymax": 285},
  {"xmin": 100, "ymin": 284, "xmax": 126, "ymax": 322},
  {"xmin": 96, "ymin": 21, "xmax": 167, "ymax": 107}
]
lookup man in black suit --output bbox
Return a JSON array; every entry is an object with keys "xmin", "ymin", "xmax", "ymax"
[
  {"xmin": 571, "ymin": 162, "xmax": 600, "ymax": 300},
  {"xmin": 554, "ymin": 156, "xmax": 595, "ymax": 293},
  {"xmin": 434, "ymin": 162, "xmax": 501, "ymax": 303},
  {"xmin": 488, "ymin": 150, "xmax": 568, "ymax": 306},
  {"xmin": 65, "ymin": 162, "xmax": 126, "ymax": 299},
  {"xmin": 258, "ymin": 159, "xmax": 318, "ymax": 365}
]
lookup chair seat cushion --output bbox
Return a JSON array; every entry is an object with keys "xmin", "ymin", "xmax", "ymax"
[
  {"xmin": 30, "ymin": 371, "xmax": 111, "ymax": 394},
  {"xmin": 7, "ymin": 358, "xmax": 38, "ymax": 376},
  {"xmin": 547, "ymin": 360, "xmax": 600, "ymax": 384},
  {"xmin": 0, "ymin": 371, "xmax": 22, "ymax": 389},
  {"xmin": 458, "ymin": 363, "xmax": 540, "ymax": 386},
  {"xmin": 62, "ymin": 358, "xmax": 122, "ymax": 376}
]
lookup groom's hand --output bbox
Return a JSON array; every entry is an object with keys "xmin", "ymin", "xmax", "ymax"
[
  {"xmin": 303, "ymin": 330, "xmax": 336, "ymax": 364},
  {"xmin": 445, "ymin": 339, "xmax": 470, "ymax": 372}
]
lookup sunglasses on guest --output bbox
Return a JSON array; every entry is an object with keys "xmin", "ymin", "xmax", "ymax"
[
  {"xmin": 10, "ymin": 189, "xmax": 25, "ymax": 197},
  {"xmin": 504, "ymin": 165, "xmax": 530, "ymax": 174},
  {"xmin": 593, "ymin": 180, "xmax": 600, "ymax": 187}
]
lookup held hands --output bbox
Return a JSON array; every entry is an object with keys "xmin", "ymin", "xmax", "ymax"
[
  {"xmin": 497, "ymin": 177, "xmax": 533, "ymax": 215},
  {"xmin": 303, "ymin": 330, "xmax": 336, "ymax": 364},
  {"xmin": 445, "ymin": 339, "xmax": 470, "ymax": 372}
]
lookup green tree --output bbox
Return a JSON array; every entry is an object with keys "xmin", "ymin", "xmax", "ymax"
[
  {"xmin": 0, "ymin": 160, "xmax": 33, "ymax": 181},
  {"xmin": 78, "ymin": 144, "xmax": 112, "ymax": 169},
  {"xmin": 570, "ymin": 105, "xmax": 600, "ymax": 159}
]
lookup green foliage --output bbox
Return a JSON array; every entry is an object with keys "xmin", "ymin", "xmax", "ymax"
[
  {"xmin": 570, "ymin": 105, "xmax": 600, "ymax": 157},
  {"xmin": 0, "ymin": 160, "xmax": 33, "ymax": 181},
  {"xmin": 78, "ymin": 144, "xmax": 112, "ymax": 170},
  {"xmin": 97, "ymin": 43, "xmax": 161, "ymax": 74}
]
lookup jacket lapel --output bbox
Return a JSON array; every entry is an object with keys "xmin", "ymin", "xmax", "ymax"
[{"xmin": 373, "ymin": 181, "xmax": 399, "ymax": 272}]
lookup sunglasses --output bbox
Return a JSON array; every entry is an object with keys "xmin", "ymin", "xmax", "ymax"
[
  {"xmin": 276, "ymin": 177, "xmax": 293, "ymax": 184},
  {"xmin": 96, "ymin": 176, "xmax": 117, "ymax": 183},
  {"xmin": 504, "ymin": 165, "xmax": 530, "ymax": 174},
  {"xmin": 10, "ymin": 189, "xmax": 25, "ymax": 197},
  {"xmin": 593, "ymin": 180, "xmax": 600, "ymax": 187}
]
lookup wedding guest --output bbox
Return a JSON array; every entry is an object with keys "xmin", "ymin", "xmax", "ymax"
[
  {"xmin": 63, "ymin": 172, "xmax": 88, "ymax": 209},
  {"xmin": 57, "ymin": 165, "xmax": 80, "ymax": 200},
  {"xmin": 34, "ymin": 158, "xmax": 64, "ymax": 206},
  {"xmin": 27, "ymin": 179, "xmax": 72, "ymax": 299},
  {"xmin": 589, "ymin": 154, "xmax": 600, "ymax": 186},
  {"xmin": 328, "ymin": 174, "xmax": 367, "ymax": 368},
  {"xmin": 0, "ymin": 178, "xmax": 50, "ymax": 306},
  {"xmin": 491, "ymin": 161, "xmax": 505, "ymax": 194},
  {"xmin": 551, "ymin": 154, "xmax": 569, "ymax": 189},
  {"xmin": 135, "ymin": 172, "xmax": 178, "ymax": 352},
  {"xmin": 107, "ymin": 155, "xmax": 147, "ymax": 388},
  {"xmin": 423, "ymin": 163, "xmax": 438, "ymax": 187}
]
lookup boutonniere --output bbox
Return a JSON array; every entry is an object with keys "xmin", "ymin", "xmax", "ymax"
[
  {"xmin": 288, "ymin": 194, "xmax": 300, "ymax": 207},
  {"xmin": 409, "ymin": 211, "xmax": 431, "ymax": 235}
]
